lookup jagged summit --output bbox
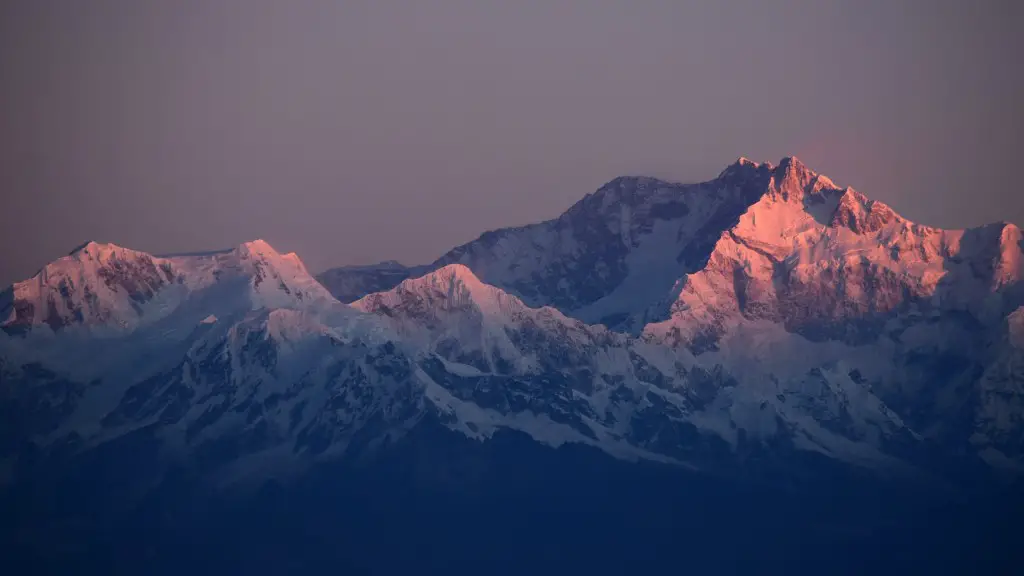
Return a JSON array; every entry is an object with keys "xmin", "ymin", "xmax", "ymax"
[
  {"xmin": 328, "ymin": 156, "xmax": 920, "ymax": 333},
  {"xmin": 776, "ymin": 155, "xmax": 805, "ymax": 170},
  {"xmin": 765, "ymin": 156, "xmax": 839, "ymax": 201},
  {"xmin": 2, "ymin": 237, "xmax": 337, "ymax": 335},
  {"xmin": 232, "ymin": 239, "xmax": 312, "ymax": 276},
  {"xmin": 646, "ymin": 160, "xmax": 1023, "ymax": 352},
  {"xmin": 828, "ymin": 187, "xmax": 901, "ymax": 233},
  {"xmin": 586, "ymin": 155, "xmax": 812, "ymax": 209}
]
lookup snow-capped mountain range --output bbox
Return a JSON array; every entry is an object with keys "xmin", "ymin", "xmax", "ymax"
[{"xmin": 3, "ymin": 156, "xmax": 1023, "ymax": 490}]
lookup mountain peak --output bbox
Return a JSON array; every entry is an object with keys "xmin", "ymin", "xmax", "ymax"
[
  {"xmin": 431, "ymin": 263, "xmax": 483, "ymax": 284},
  {"xmin": 732, "ymin": 156, "xmax": 775, "ymax": 171},
  {"xmin": 69, "ymin": 240, "xmax": 103, "ymax": 255},
  {"xmin": 66, "ymin": 240, "xmax": 147, "ymax": 262},
  {"xmin": 828, "ymin": 187, "xmax": 901, "ymax": 233},
  {"xmin": 396, "ymin": 263, "xmax": 493, "ymax": 301},
  {"xmin": 3, "ymin": 237, "xmax": 339, "ymax": 335},
  {"xmin": 777, "ymin": 155, "xmax": 806, "ymax": 171},
  {"xmin": 3, "ymin": 241, "xmax": 175, "ymax": 333},
  {"xmin": 758, "ymin": 156, "xmax": 846, "ymax": 208},
  {"xmin": 237, "ymin": 239, "xmax": 279, "ymax": 258},
  {"xmin": 717, "ymin": 156, "xmax": 771, "ymax": 178},
  {"xmin": 771, "ymin": 155, "xmax": 812, "ymax": 188},
  {"xmin": 233, "ymin": 239, "xmax": 318, "ymax": 276},
  {"xmin": 354, "ymin": 263, "xmax": 527, "ymax": 319}
]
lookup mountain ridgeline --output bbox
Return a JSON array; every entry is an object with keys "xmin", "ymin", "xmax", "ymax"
[{"xmin": 3, "ymin": 157, "xmax": 1023, "ymax": 574}]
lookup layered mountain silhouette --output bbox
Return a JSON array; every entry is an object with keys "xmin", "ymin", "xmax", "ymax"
[{"xmin": 3, "ymin": 157, "xmax": 1023, "ymax": 575}]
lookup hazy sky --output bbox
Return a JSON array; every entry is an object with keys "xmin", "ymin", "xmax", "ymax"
[{"xmin": 1, "ymin": 0, "xmax": 1021, "ymax": 286}]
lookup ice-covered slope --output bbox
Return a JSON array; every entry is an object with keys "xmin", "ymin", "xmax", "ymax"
[
  {"xmin": 89, "ymin": 307, "xmax": 423, "ymax": 483},
  {"xmin": 640, "ymin": 157, "xmax": 1024, "ymax": 473},
  {"xmin": 0, "ymin": 239, "xmax": 396, "ymax": 480},
  {"xmin": 429, "ymin": 163, "xmax": 780, "ymax": 332},
  {"xmin": 0, "ymin": 242, "xmax": 177, "ymax": 334},
  {"xmin": 0, "ymin": 238, "xmax": 355, "ymax": 393},
  {"xmin": 352, "ymin": 265, "xmax": 923, "ymax": 474},
  {"xmin": 345, "ymin": 156, "xmax": 1024, "ymax": 476},
  {"xmin": 352, "ymin": 264, "xmax": 613, "ymax": 372},
  {"xmin": 644, "ymin": 157, "xmax": 1024, "ymax": 349},
  {"xmin": 323, "ymin": 160, "xmax": 778, "ymax": 332},
  {"xmin": 323, "ymin": 156, "xmax": 1023, "ymax": 344},
  {"xmin": 1, "ymin": 239, "xmax": 338, "ymax": 338}
]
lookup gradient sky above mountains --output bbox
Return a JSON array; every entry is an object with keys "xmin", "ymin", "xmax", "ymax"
[{"xmin": 1, "ymin": 0, "xmax": 1021, "ymax": 287}]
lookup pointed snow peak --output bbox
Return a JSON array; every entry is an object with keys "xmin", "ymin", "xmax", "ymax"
[
  {"xmin": 437, "ymin": 262, "xmax": 479, "ymax": 279},
  {"xmin": 730, "ymin": 156, "xmax": 771, "ymax": 171},
  {"xmin": 778, "ymin": 155, "xmax": 806, "ymax": 171},
  {"xmin": 774, "ymin": 156, "xmax": 812, "ymax": 181},
  {"xmin": 229, "ymin": 240, "xmax": 315, "ymax": 278},
  {"xmin": 356, "ymin": 263, "xmax": 526, "ymax": 318},
  {"xmin": 417, "ymin": 264, "xmax": 529, "ymax": 316},
  {"xmin": 228, "ymin": 242, "xmax": 338, "ymax": 310},
  {"xmin": 237, "ymin": 239, "xmax": 280, "ymax": 258},
  {"xmin": 774, "ymin": 156, "xmax": 838, "ymax": 190},
  {"xmin": 762, "ymin": 156, "xmax": 846, "ymax": 207},
  {"xmin": 771, "ymin": 156, "xmax": 814, "ymax": 192},
  {"xmin": 828, "ymin": 188, "xmax": 901, "ymax": 234},
  {"xmin": 409, "ymin": 263, "xmax": 486, "ymax": 293},
  {"xmin": 715, "ymin": 156, "xmax": 775, "ymax": 181}
]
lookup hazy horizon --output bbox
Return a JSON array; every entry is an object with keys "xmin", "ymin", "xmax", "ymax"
[{"xmin": 2, "ymin": 1, "xmax": 1022, "ymax": 287}]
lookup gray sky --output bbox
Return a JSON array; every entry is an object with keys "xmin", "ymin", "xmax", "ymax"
[{"xmin": 1, "ymin": 0, "xmax": 1021, "ymax": 287}]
